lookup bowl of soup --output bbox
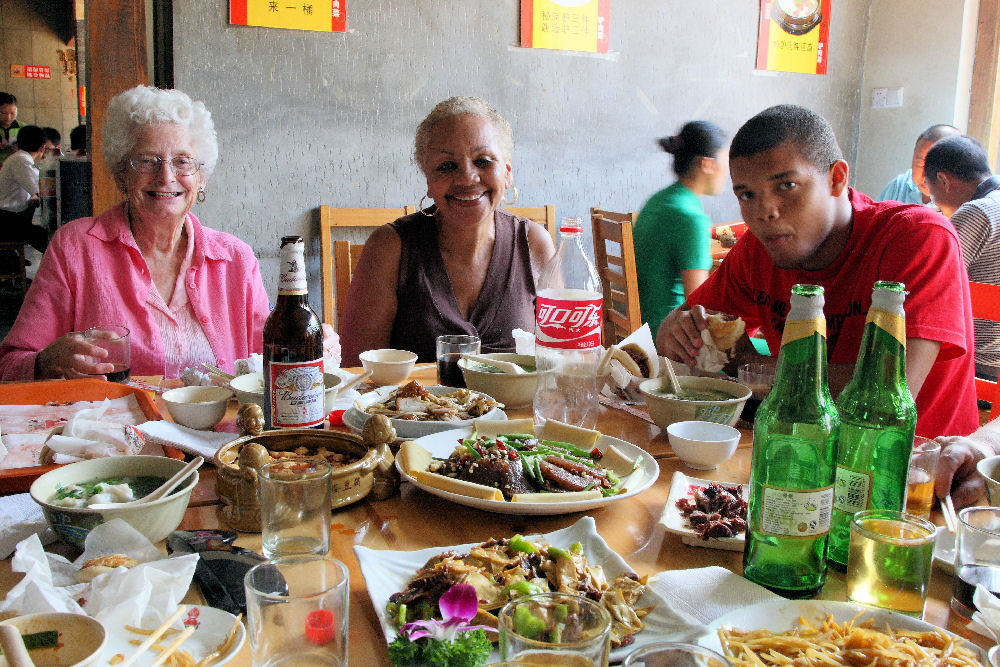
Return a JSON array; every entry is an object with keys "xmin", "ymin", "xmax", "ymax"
[
  {"xmin": 458, "ymin": 353, "xmax": 549, "ymax": 409},
  {"xmin": 639, "ymin": 376, "xmax": 751, "ymax": 430},
  {"xmin": 29, "ymin": 455, "xmax": 199, "ymax": 548}
]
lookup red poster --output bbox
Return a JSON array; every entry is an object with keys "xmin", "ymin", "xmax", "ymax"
[{"xmin": 520, "ymin": 0, "xmax": 609, "ymax": 54}]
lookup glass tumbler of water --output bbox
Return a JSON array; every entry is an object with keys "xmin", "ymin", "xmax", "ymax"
[
  {"xmin": 259, "ymin": 458, "xmax": 332, "ymax": 559},
  {"xmin": 952, "ymin": 506, "xmax": 1000, "ymax": 620}
]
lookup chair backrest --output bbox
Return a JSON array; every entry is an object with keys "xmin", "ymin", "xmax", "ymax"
[
  {"xmin": 590, "ymin": 207, "xmax": 641, "ymax": 346},
  {"xmin": 402, "ymin": 204, "xmax": 556, "ymax": 241},
  {"xmin": 333, "ymin": 240, "xmax": 366, "ymax": 332},
  {"xmin": 319, "ymin": 206, "xmax": 407, "ymax": 329},
  {"xmin": 970, "ymin": 281, "xmax": 1000, "ymax": 420}
]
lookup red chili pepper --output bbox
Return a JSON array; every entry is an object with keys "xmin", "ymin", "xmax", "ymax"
[
  {"xmin": 305, "ymin": 609, "xmax": 337, "ymax": 645},
  {"xmin": 508, "ymin": 450, "xmax": 518, "ymax": 460},
  {"xmin": 589, "ymin": 447, "xmax": 603, "ymax": 459},
  {"xmin": 326, "ymin": 410, "xmax": 346, "ymax": 427}
]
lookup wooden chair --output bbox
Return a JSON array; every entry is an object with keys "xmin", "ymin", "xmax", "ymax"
[
  {"xmin": 403, "ymin": 204, "xmax": 556, "ymax": 241},
  {"xmin": 333, "ymin": 241, "xmax": 366, "ymax": 332},
  {"xmin": 319, "ymin": 206, "xmax": 407, "ymax": 330},
  {"xmin": 0, "ymin": 241, "xmax": 29, "ymax": 295},
  {"xmin": 970, "ymin": 281, "xmax": 1000, "ymax": 420},
  {"xmin": 590, "ymin": 207, "xmax": 641, "ymax": 346}
]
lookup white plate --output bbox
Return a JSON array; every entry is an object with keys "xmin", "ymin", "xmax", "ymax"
[
  {"xmin": 397, "ymin": 427, "xmax": 659, "ymax": 515},
  {"xmin": 343, "ymin": 385, "xmax": 507, "ymax": 438},
  {"xmin": 934, "ymin": 526, "xmax": 956, "ymax": 575},
  {"xmin": 699, "ymin": 599, "xmax": 987, "ymax": 662},
  {"xmin": 659, "ymin": 471, "xmax": 747, "ymax": 551},
  {"xmin": 355, "ymin": 516, "xmax": 700, "ymax": 664},
  {"xmin": 99, "ymin": 605, "xmax": 245, "ymax": 666}
]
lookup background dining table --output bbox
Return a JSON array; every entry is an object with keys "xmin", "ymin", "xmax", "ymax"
[{"xmin": 0, "ymin": 364, "xmax": 992, "ymax": 666}]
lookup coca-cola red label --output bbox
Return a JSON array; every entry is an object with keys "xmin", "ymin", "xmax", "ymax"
[{"xmin": 536, "ymin": 295, "xmax": 603, "ymax": 349}]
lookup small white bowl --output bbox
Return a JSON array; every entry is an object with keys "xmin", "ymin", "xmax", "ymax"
[
  {"xmin": 229, "ymin": 371, "xmax": 343, "ymax": 411},
  {"xmin": 666, "ymin": 420, "xmax": 741, "ymax": 470},
  {"xmin": 0, "ymin": 612, "xmax": 106, "ymax": 666},
  {"xmin": 162, "ymin": 385, "xmax": 233, "ymax": 430},
  {"xmin": 978, "ymin": 454, "xmax": 1000, "ymax": 506},
  {"xmin": 459, "ymin": 353, "xmax": 546, "ymax": 409},
  {"xmin": 359, "ymin": 348, "xmax": 418, "ymax": 385}
]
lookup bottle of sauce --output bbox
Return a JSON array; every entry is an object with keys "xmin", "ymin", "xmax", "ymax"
[
  {"xmin": 826, "ymin": 281, "xmax": 916, "ymax": 569},
  {"xmin": 263, "ymin": 236, "xmax": 325, "ymax": 430},
  {"xmin": 532, "ymin": 217, "xmax": 603, "ymax": 428},
  {"xmin": 743, "ymin": 284, "xmax": 839, "ymax": 597}
]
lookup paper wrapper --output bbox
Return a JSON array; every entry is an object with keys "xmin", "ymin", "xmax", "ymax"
[
  {"xmin": 600, "ymin": 324, "xmax": 660, "ymax": 404},
  {"xmin": 969, "ymin": 583, "xmax": 1000, "ymax": 642},
  {"xmin": 43, "ymin": 400, "xmax": 146, "ymax": 464},
  {"xmin": 0, "ymin": 519, "xmax": 198, "ymax": 628}
]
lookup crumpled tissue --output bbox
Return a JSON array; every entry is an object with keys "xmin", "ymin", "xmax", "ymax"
[
  {"xmin": 43, "ymin": 400, "xmax": 145, "ymax": 464},
  {"xmin": 0, "ymin": 519, "xmax": 198, "ymax": 628},
  {"xmin": 968, "ymin": 583, "xmax": 1000, "ymax": 643}
]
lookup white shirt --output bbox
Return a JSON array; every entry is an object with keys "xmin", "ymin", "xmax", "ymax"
[{"xmin": 0, "ymin": 150, "xmax": 39, "ymax": 213}]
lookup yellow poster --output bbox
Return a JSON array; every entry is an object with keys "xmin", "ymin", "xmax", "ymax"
[
  {"xmin": 520, "ymin": 0, "xmax": 609, "ymax": 53},
  {"xmin": 756, "ymin": 0, "xmax": 830, "ymax": 75},
  {"xmin": 230, "ymin": 0, "xmax": 345, "ymax": 33}
]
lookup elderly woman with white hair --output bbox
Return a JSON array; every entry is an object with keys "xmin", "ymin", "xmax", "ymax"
[
  {"xmin": 0, "ymin": 86, "xmax": 283, "ymax": 379},
  {"xmin": 340, "ymin": 96, "xmax": 555, "ymax": 366}
]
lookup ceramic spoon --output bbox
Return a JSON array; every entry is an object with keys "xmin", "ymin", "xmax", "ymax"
[
  {"xmin": 88, "ymin": 457, "xmax": 204, "ymax": 510},
  {"xmin": 0, "ymin": 624, "xmax": 35, "ymax": 667},
  {"xmin": 460, "ymin": 353, "xmax": 526, "ymax": 375}
]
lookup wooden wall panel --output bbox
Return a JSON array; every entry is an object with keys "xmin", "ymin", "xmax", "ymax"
[
  {"xmin": 85, "ymin": 0, "xmax": 148, "ymax": 216},
  {"xmin": 969, "ymin": 0, "xmax": 1000, "ymax": 169}
]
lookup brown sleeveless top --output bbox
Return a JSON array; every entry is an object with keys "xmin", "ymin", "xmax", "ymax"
[{"xmin": 388, "ymin": 209, "xmax": 537, "ymax": 362}]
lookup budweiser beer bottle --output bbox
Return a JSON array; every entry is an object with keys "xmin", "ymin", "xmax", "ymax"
[
  {"xmin": 263, "ymin": 236, "xmax": 325, "ymax": 429},
  {"xmin": 533, "ymin": 217, "xmax": 603, "ymax": 428}
]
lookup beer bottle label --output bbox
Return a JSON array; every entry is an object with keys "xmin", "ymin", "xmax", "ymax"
[
  {"xmin": 760, "ymin": 485, "xmax": 833, "ymax": 538},
  {"xmin": 866, "ymin": 308, "xmax": 906, "ymax": 347},
  {"xmin": 779, "ymin": 316, "xmax": 826, "ymax": 347},
  {"xmin": 833, "ymin": 465, "xmax": 873, "ymax": 513},
  {"xmin": 269, "ymin": 359, "xmax": 325, "ymax": 427},
  {"xmin": 277, "ymin": 240, "xmax": 308, "ymax": 296}
]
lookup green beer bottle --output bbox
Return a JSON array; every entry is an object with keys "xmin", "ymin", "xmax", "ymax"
[
  {"xmin": 826, "ymin": 281, "xmax": 917, "ymax": 570},
  {"xmin": 743, "ymin": 284, "xmax": 840, "ymax": 598}
]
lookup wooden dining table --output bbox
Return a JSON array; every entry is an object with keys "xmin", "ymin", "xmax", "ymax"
[{"xmin": 0, "ymin": 365, "xmax": 994, "ymax": 665}]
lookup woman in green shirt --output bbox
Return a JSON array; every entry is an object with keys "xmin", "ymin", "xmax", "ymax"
[{"xmin": 634, "ymin": 120, "xmax": 728, "ymax": 333}]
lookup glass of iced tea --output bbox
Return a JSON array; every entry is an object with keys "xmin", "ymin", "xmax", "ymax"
[
  {"xmin": 952, "ymin": 506, "xmax": 1000, "ymax": 620},
  {"xmin": 905, "ymin": 437, "xmax": 941, "ymax": 519},
  {"xmin": 83, "ymin": 325, "xmax": 130, "ymax": 383},
  {"xmin": 436, "ymin": 334, "xmax": 480, "ymax": 388},
  {"xmin": 498, "ymin": 592, "xmax": 611, "ymax": 667},
  {"xmin": 846, "ymin": 509, "xmax": 937, "ymax": 617}
]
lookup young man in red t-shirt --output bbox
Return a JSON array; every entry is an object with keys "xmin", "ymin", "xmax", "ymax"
[{"xmin": 656, "ymin": 104, "xmax": 978, "ymax": 446}]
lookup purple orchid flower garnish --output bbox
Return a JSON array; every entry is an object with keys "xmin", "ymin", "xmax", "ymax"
[{"xmin": 400, "ymin": 583, "xmax": 493, "ymax": 642}]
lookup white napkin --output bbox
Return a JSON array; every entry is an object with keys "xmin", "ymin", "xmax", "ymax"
[
  {"xmin": 0, "ymin": 493, "xmax": 56, "ymax": 559},
  {"xmin": 43, "ymin": 400, "xmax": 146, "ymax": 463},
  {"xmin": 0, "ymin": 520, "xmax": 198, "ymax": 627},
  {"xmin": 512, "ymin": 328, "xmax": 536, "ymax": 355},
  {"xmin": 136, "ymin": 420, "xmax": 240, "ymax": 460},
  {"xmin": 969, "ymin": 584, "xmax": 1000, "ymax": 642},
  {"xmin": 648, "ymin": 566, "xmax": 781, "ymax": 625}
]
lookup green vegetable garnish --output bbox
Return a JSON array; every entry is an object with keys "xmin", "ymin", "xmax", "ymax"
[
  {"xmin": 547, "ymin": 546, "xmax": 569, "ymax": 560},
  {"xmin": 570, "ymin": 542, "xmax": 583, "ymax": 555},
  {"xmin": 388, "ymin": 628, "xmax": 492, "ymax": 667},
  {"xmin": 18, "ymin": 630, "xmax": 58, "ymax": 650},
  {"xmin": 509, "ymin": 534, "xmax": 537, "ymax": 554},
  {"xmin": 513, "ymin": 605, "xmax": 545, "ymax": 639},
  {"xmin": 554, "ymin": 603, "xmax": 569, "ymax": 622},
  {"xmin": 501, "ymin": 580, "xmax": 545, "ymax": 597}
]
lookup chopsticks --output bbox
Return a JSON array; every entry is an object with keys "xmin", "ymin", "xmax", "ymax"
[
  {"xmin": 942, "ymin": 494, "xmax": 959, "ymax": 534},
  {"xmin": 120, "ymin": 605, "xmax": 190, "ymax": 667},
  {"xmin": 200, "ymin": 363, "xmax": 235, "ymax": 382}
]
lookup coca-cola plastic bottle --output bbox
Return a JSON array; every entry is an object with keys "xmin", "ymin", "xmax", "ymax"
[{"xmin": 533, "ymin": 217, "xmax": 604, "ymax": 428}]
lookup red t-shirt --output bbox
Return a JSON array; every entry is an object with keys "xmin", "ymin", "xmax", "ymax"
[{"xmin": 689, "ymin": 188, "xmax": 978, "ymax": 438}]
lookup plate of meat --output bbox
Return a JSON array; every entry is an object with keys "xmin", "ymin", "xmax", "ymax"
[{"xmin": 659, "ymin": 471, "xmax": 748, "ymax": 551}]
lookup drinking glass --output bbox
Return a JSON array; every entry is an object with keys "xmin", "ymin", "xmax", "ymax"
[
  {"xmin": 905, "ymin": 437, "xmax": 940, "ymax": 519},
  {"xmin": 951, "ymin": 506, "xmax": 1000, "ymax": 620},
  {"xmin": 846, "ymin": 509, "xmax": 937, "ymax": 617},
  {"xmin": 244, "ymin": 555, "xmax": 349, "ymax": 666},
  {"xmin": 258, "ymin": 458, "xmax": 332, "ymax": 559},
  {"xmin": 83, "ymin": 325, "xmax": 130, "ymax": 383},
  {"xmin": 736, "ymin": 363, "xmax": 774, "ymax": 423},
  {"xmin": 498, "ymin": 592, "xmax": 611, "ymax": 667},
  {"xmin": 623, "ymin": 642, "xmax": 733, "ymax": 667},
  {"xmin": 436, "ymin": 334, "xmax": 480, "ymax": 388}
]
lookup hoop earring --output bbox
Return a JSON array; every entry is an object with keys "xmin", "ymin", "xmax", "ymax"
[
  {"xmin": 197, "ymin": 190, "xmax": 206, "ymax": 203},
  {"xmin": 418, "ymin": 196, "xmax": 435, "ymax": 217},
  {"xmin": 501, "ymin": 185, "xmax": 519, "ymax": 206}
]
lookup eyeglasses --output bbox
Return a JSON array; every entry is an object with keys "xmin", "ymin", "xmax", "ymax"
[{"xmin": 128, "ymin": 154, "xmax": 201, "ymax": 176}]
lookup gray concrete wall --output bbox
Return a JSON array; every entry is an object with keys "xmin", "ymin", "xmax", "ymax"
[
  {"xmin": 171, "ymin": 0, "xmax": 871, "ymax": 314},
  {"xmin": 854, "ymin": 0, "xmax": 978, "ymax": 199}
]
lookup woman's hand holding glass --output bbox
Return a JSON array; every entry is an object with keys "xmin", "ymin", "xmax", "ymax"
[{"xmin": 35, "ymin": 332, "xmax": 115, "ymax": 379}]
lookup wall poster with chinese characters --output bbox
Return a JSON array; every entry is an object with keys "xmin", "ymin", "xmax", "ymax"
[
  {"xmin": 756, "ymin": 0, "xmax": 830, "ymax": 75},
  {"xmin": 230, "ymin": 0, "xmax": 346, "ymax": 33},
  {"xmin": 520, "ymin": 0, "xmax": 609, "ymax": 54}
]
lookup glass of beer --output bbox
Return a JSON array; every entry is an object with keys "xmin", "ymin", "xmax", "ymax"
[
  {"xmin": 498, "ymin": 592, "xmax": 611, "ymax": 667},
  {"xmin": 83, "ymin": 325, "xmax": 130, "ymax": 383},
  {"xmin": 623, "ymin": 642, "xmax": 733, "ymax": 666},
  {"xmin": 951, "ymin": 506, "xmax": 1000, "ymax": 620},
  {"xmin": 905, "ymin": 437, "xmax": 940, "ymax": 519},
  {"xmin": 436, "ymin": 334, "xmax": 480, "ymax": 388},
  {"xmin": 846, "ymin": 509, "xmax": 937, "ymax": 617}
]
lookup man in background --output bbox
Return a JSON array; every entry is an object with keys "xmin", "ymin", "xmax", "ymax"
[
  {"xmin": 924, "ymin": 134, "xmax": 1000, "ymax": 383},
  {"xmin": 0, "ymin": 92, "xmax": 20, "ymax": 165},
  {"xmin": 878, "ymin": 124, "xmax": 960, "ymax": 204},
  {"xmin": 0, "ymin": 125, "xmax": 51, "ymax": 253}
]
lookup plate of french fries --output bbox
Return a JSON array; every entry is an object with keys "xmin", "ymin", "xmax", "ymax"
[{"xmin": 701, "ymin": 599, "xmax": 987, "ymax": 665}]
